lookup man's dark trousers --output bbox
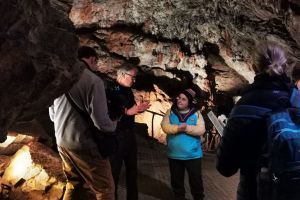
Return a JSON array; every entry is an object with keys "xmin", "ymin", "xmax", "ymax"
[{"xmin": 110, "ymin": 129, "xmax": 138, "ymax": 200}]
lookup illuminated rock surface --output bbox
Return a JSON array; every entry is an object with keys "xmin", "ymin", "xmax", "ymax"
[{"xmin": 1, "ymin": 142, "xmax": 65, "ymax": 200}]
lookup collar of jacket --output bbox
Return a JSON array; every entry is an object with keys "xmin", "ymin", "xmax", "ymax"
[
  {"xmin": 171, "ymin": 107, "xmax": 197, "ymax": 123},
  {"xmin": 242, "ymin": 73, "xmax": 291, "ymax": 95}
]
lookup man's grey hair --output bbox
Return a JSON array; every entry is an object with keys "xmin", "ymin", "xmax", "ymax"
[
  {"xmin": 116, "ymin": 64, "xmax": 137, "ymax": 79},
  {"xmin": 253, "ymin": 42, "xmax": 288, "ymax": 76}
]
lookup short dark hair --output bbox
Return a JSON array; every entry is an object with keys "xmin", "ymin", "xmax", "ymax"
[{"xmin": 78, "ymin": 46, "xmax": 97, "ymax": 59}]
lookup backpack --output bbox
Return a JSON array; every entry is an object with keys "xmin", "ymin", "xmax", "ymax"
[{"xmin": 230, "ymin": 105, "xmax": 300, "ymax": 200}]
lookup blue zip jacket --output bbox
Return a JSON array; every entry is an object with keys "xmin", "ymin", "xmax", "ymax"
[{"xmin": 167, "ymin": 110, "xmax": 202, "ymax": 160}]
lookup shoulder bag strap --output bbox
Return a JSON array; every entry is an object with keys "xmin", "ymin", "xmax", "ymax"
[{"xmin": 65, "ymin": 92, "xmax": 93, "ymax": 126}]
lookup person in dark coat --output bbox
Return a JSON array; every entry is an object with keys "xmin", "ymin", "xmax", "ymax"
[
  {"xmin": 291, "ymin": 62, "xmax": 300, "ymax": 90},
  {"xmin": 216, "ymin": 42, "xmax": 291, "ymax": 200},
  {"xmin": 290, "ymin": 62, "xmax": 300, "ymax": 108},
  {"xmin": 109, "ymin": 64, "xmax": 150, "ymax": 200}
]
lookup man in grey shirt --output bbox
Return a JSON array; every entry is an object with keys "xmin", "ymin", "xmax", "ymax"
[{"xmin": 49, "ymin": 46, "xmax": 117, "ymax": 200}]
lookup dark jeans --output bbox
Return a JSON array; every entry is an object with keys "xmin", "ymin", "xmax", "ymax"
[
  {"xmin": 110, "ymin": 130, "xmax": 137, "ymax": 200},
  {"xmin": 168, "ymin": 158, "xmax": 204, "ymax": 200},
  {"xmin": 237, "ymin": 173, "xmax": 257, "ymax": 200}
]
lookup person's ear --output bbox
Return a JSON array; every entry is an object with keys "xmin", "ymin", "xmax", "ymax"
[{"xmin": 92, "ymin": 56, "xmax": 97, "ymax": 64}]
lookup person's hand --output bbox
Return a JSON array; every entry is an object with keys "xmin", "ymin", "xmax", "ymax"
[
  {"xmin": 158, "ymin": 134, "xmax": 167, "ymax": 145},
  {"xmin": 125, "ymin": 102, "xmax": 151, "ymax": 115},
  {"xmin": 178, "ymin": 123, "xmax": 187, "ymax": 132},
  {"xmin": 137, "ymin": 102, "xmax": 151, "ymax": 113}
]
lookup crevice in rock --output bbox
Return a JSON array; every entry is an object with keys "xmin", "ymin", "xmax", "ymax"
[
  {"xmin": 115, "ymin": 23, "xmax": 193, "ymax": 55},
  {"xmin": 202, "ymin": 42, "xmax": 220, "ymax": 57},
  {"xmin": 75, "ymin": 23, "xmax": 100, "ymax": 34},
  {"xmin": 78, "ymin": 23, "xmax": 193, "ymax": 56},
  {"xmin": 203, "ymin": 41, "xmax": 249, "ymax": 94},
  {"xmin": 134, "ymin": 64, "xmax": 205, "ymax": 104},
  {"xmin": 289, "ymin": 2, "xmax": 300, "ymax": 14}
]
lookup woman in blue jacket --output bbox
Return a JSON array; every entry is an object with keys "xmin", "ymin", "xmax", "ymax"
[{"xmin": 161, "ymin": 88, "xmax": 206, "ymax": 200}]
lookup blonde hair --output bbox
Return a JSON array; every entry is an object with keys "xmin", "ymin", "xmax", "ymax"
[{"xmin": 253, "ymin": 42, "xmax": 288, "ymax": 76}]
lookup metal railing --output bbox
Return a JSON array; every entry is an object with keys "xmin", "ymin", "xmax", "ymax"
[{"xmin": 145, "ymin": 110, "xmax": 165, "ymax": 147}]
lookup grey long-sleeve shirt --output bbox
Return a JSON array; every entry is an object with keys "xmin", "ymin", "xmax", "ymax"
[{"xmin": 49, "ymin": 68, "xmax": 117, "ymax": 150}]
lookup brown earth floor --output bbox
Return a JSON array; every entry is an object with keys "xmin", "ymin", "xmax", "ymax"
[{"xmin": 117, "ymin": 132, "xmax": 239, "ymax": 200}]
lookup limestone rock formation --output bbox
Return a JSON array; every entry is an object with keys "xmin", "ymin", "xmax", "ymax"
[
  {"xmin": 0, "ymin": 0, "xmax": 82, "ymax": 141},
  {"xmin": 0, "ymin": 132, "xmax": 67, "ymax": 199},
  {"xmin": 70, "ymin": 0, "xmax": 300, "ymax": 78}
]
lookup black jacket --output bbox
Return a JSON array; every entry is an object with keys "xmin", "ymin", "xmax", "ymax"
[
  {"xmin": 216, "ymin": 74, "xmax": 291, "ymax": 199},
  {"xmin": 106, "ymin": 81, "xmax": 136, "ymax": 130}
]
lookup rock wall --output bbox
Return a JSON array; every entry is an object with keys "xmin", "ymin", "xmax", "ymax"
[
  {"xmin": 0, "ymin": 135, "xmax": 66, "ymax": 200},
  {"xmin": 0, "ymin": 0, "xmax": 82, "ymax": 141}
]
